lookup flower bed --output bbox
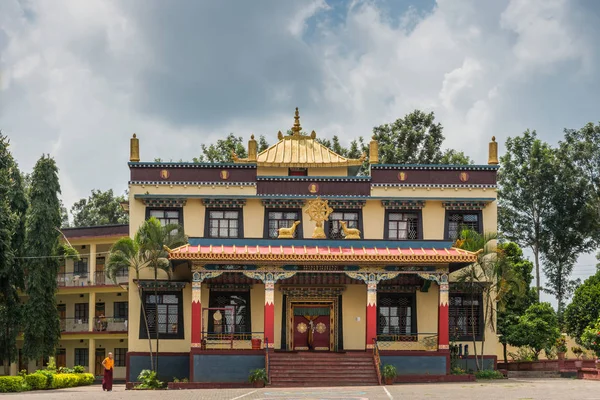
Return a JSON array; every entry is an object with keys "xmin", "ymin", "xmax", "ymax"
[{"xmin": 0, "ymin": 373, "xmax": 94, "ymax": 393}]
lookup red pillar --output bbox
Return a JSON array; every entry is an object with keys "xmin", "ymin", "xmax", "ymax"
[
  {"xmin": 264, "ymin": 280, "xmax": 275, "ymax": 348},
  {"xmin": 191, "ymin": 281, "xmax": 202, "ymax": 347},
  {"xmin": 438, "ymin": 280, "xmax": 449, "ymax": 352},
  {"xmin": 366, "ymin": 281, "xmax": 377, "ymax": 349}
]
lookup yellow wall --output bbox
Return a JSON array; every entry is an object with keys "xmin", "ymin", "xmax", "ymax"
[
  {"xmin": 342, "ymin": 285, "xmax": 367, "ymax": 350},
  {"xmin": 417, "ymin": 287, "xmax": 438, "ymax": 334},
  {"xmin": 308, "ymin": 167, "xmax": 348, "ymax": 176},
  {"xmin": 362, "ymin": 201, "xmax": 384, "ymax": 240}
]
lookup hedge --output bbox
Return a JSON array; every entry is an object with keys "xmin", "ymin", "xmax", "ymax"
[{"xmin": 0, "ymin": 372, "xmax": 94, "ymax": 392}]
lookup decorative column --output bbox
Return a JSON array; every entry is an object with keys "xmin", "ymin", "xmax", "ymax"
[
  {"xmin": 89, "ymin": 243, "xmax": 96, "ymax": 286},
  {"xmin": 88, "ymin": 338, "xmax": 95, "ymax": 375},
  {"xmin": 345, "ymin": 269, "xmax": 400, "ymax": 349},
  {"xmin": 418, "ymin": 272, "xmax": 449, "ymax": 352},
  {"xmin": 191, "ymin": 270, "xmax": 223, "ymax": 348},
  {"xmin": 88, "ymin": 292, "xmax": 96, "ymax": 332},
  {"xmin": 243, "ymin": 269, "xmax": 297, "ymax": 348}
]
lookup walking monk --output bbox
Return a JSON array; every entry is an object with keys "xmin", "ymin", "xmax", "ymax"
[{"xmin": 101, "ymin": 352, "xmax": 114, "ymax": 391}]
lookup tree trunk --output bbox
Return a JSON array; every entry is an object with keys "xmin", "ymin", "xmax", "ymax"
[
  {"xmin": 470, "ymin": 289, "xmax": 480, "ymax": 371},
  {"xmin": 503, "ymin": 342, "xmax": 508, "ymax": 365},
  {"xmin": 534, "ymin": 246, "xmax": 541, "ymax": 301},
  {"xmin": 138, "ymin": 285, "xmax": 154, "ymax": 372},
  {"xmin": 3, "ymin": 360, "xmax": 10, "ymax": 376}
]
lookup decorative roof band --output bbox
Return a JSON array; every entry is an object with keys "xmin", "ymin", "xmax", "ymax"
[
  {"xmin": 371, "ymin": 164, "xmax": 499, "ymax": 171},
  {"xmin": 381, "ymin": 200, "xmax": 425, "ymax": 210},
  {"xmin": 378, "ymin": 285, "xmax": 421, "ymax": 293},
  {"xmin": 142, "ymin": 198, "xmax": 187, "ymax": 208},
  {"xmin": 202, "ymin": 198, "xmax": 247, "ymax": 208},
  {"xmin": 136, "ymin": 280, "xmax": 187, "ymax": 290},
  {"xmin": 208, "ymin": 283, "xmax": 252, "ymax": 291},
  {"xmin": 128, "ymin": 162, "xmax": 256, "ymax": 169},
  {"xmin": 262, "ymin": 199, "xmax": 306, "ymax": 209},
  {"xmin": 130, "ymin": 181, "xmax": 255, "ymax": 186},
  {"xmin": 328, "ymin": 200, "xmax": 366, "ymax": 209},
  {"xmin": 442, "ymin": 201, "xmax": 487, "ymax": 210}
]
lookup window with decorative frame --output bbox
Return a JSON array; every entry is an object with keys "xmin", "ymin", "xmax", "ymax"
[
  {"xmin": 114, "ymin": 348, "xmax": 127, "ymax": 367},
  {"xmin": 139, "ymin": 291, "xmax": 184, "ymax": 339},
  {"xmin": 377, "ymin": 294, "xmax": 416, "ymax": 339},
  {"xmin": 445, "ymin": 211, "xmax": 482, "ymax": 241},
  {"xmin": 449, "ymin": 292, "xmax": 483, "ymax": 341},
  {"xmin": 147, "ymin": 208, "xmax": 183, "ymax": 230},
  {"xmin": 264, "ymin": 209, "xmax": 302, "ymax": 239},
  {"xmin": 327, "ymin": 210, "xmax": 361, "ymax": 240},
  {"xmin": 385, "ymin": 211, "xmax": 421, "ymax": 240},
  {"xmin": 206, "ymin": 209, "xmax": 242, "ymax": 238},
  {"xmin": 208, "ymin": 291, "xmax": 251, "ymax": 335}
]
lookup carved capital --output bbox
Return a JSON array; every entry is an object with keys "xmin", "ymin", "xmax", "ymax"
[{"xmin": 192, "ymin": 270, "xmax": 224, "ymax": 283}]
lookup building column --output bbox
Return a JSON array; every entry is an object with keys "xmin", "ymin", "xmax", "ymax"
[
  {"xmin": 438, "ymin": 276, "xmax": 450, "ymax": 352},
  {"xmin": 264, "ymin": 278, "xmax": 275, "ymax": 348},
  {"xmin": 191, "ymin": 278, "xmax": 202, "ymax": 347},
  {"xmin": 89, "ymin": 243, "xmax": 96, "ymax": 286},
  {"xmin": 88, "ymin": 338, "xmax": 95, "ymax": 375},
  {"xmin": 366, "ymin": 280, "xmax": 377, "ymax": 349},
  {"xmin": 89, "ymin": 292, "xmax": 96, "ymax": 332}
]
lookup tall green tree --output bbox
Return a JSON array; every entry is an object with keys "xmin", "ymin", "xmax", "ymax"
[
  {"xmin": 498, "ymin": 130, "xmax": 557, "ymax": 300},
  {"xmin": 193, "ymin": 133, "xmax": 269, "ymax": 163},
  {"xmin": 70, "ymin": 189, "xmax": 128, "ymax": 227},
  {"xmin": 496, "ymin": 242, "xmax": 535, "ymax": 363},
  {"xmin": 506, "ymin": 302, "xmax": 561, "ymax": 360},
  {"xmin": 0, "ymin": 135, "xmax": 28, "ymax": 374},
  {"xmin": 22, "ymin": 155, "xmax": 63, "ymax": 361},
  {"xmin": 564, "ymin": 270, "xmax": 600, "ymax": 343}
]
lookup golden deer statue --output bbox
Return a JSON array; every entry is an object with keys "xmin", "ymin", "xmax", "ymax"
[
  {"xmin": 278, "ymin": 221, "xmax": 301, "ymax": 239},
  {"xmin": 339, "ymin": 221, "xmax": 361, "ymax": 239}
]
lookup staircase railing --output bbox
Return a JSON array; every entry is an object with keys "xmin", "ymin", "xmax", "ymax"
[
  {"xmin": 373, "ymin": 338, "xmax": 382, "ymax": 385},
  {"xmin": 265, "ymin": 337, "xmax": 270, "ymax": 385}
]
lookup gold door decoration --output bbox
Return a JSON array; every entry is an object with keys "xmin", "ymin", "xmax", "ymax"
[
  {"xmin": 297, "ymin": 322, "xmax": 308, "ymax": 333},
  {"xmin": 305, "ymin": 197, "xmax": 333, "ymax": 239},
  {"xmin": 315, "ymin": 322, "xmax": 327, "ymax": 334}
]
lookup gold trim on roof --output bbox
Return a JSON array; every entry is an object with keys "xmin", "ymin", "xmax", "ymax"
[{"xmin": 234, "ymin": 108, "xmax": 366, "ymax": 167}]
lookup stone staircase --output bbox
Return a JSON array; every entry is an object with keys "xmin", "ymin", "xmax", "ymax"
[{"xmin": 268, "ymin": 352, "xmax": 380, "ymax": 387}]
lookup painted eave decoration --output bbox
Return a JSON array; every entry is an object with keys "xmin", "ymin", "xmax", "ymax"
[{"xmin": 167, "ymin": 243, "xmax": 478, "ymax": 264}]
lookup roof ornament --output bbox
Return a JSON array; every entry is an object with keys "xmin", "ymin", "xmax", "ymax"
[{"xmin": 291, "ymin": 107, "xmax": 302, "ymax": 136}]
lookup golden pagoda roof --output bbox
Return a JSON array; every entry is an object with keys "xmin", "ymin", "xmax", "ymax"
[{"xmin": 234, "ymin": 108, "xmax": 365, "ymax": 168}]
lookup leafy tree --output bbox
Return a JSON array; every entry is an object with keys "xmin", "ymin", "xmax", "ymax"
[
  {"xmin": 70, "ymin": 189, "xmax": 128, "ymax": 227},
  {"xmin": 564, "ymin": 270, "xmax": 600, "ymax": 344},
  {"xmin": 580, "ymin": 318, "xmax": 600, "ymax": 358},
  {"xmin": 106, "ymin": 217, "xmax": 186, "ymax": 373},
  {"xmin": 193, "ymin": 133, "xmax": 269, "ymax": 163},
  {"xmin": 454, "ymin": 230, "xmax": 524, "ymax": 370},
  {"xmin": 22, "ymin": 156, "xmax": 63, "ymax": 361},
  {"xmin": 440, "ymin": 149, "xmax": 473, "ymax": 165},
  {"xmin": 496, "ymin": 242, "xmax": 536, "ymax": 363},
  {"xmin": 506, "ymin": 302, "xmax": 561, "ymax": 360},
  {"xmin": 0, "ymin": 134, "xmax": 28, "ymax": 374},
  {"xmin": 498, "ymin": 130, "xmax": 557, "ymax": 300}
]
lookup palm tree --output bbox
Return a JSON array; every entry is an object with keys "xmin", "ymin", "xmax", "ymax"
[
  {"xmin": 454, "ymin": 229, "xmax": 524, "ymax": 371},
  {"xmin": 106, "ymin": 217, "xmax": 186, "ymax": 373}
]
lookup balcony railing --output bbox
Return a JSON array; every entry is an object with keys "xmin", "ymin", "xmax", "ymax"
[
  {"xmin": 200, "ymin": 332, "xmax": 265, "ymax": 350},
  {"xmin": 60, "ymin": 318, "xmax": 89, "ymax": 333},
  {"xmin": 92, "ymin": 317, "xmax": 128, "ymax": 332},
  {"xmin": 56, "ymin": 271, "xmax": 129, "ymax": 287},
  {"xmin": 376, "ymin": 333, "xmax": 439, "ymax": 351},
  {"xmin": 94, "ymin": 270, "xmax": 128, "ymax": 286}
]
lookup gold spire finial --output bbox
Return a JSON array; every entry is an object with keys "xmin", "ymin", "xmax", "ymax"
[
  {"xmin": 248, "ymin": 134, "xmax": 257, "ymax": 162},
  {"xmin": 130, "ymin": 133, "xmax": 140, "ymax": 162},
  {"xmin": 488, "ymin": 136, "xmax": 498, "ymax": 165},
  {"xmin": 292, "ymin": 107, "xmax": 302, "ymax": 136}
]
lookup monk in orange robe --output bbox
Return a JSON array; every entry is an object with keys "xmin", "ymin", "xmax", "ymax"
[{"xmin": 101, "ymin": 352, "xmax": 114, "ymax": 391}]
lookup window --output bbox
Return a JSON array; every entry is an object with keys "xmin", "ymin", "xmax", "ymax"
[
  {"xmin": 74, "ymin": 303, "xmax": 88, "ymax": 321},
  {"xmin": 73, "ymin": 259, "xmax": 88, "ymax": 274},
  {"xmin": 386, "ymin": 212, "xmax": 420, "ymax": 240},
  {"xmin": 113, "ymin": 302, "xmax": 128, "ymax": 320},
  {"xmin": 288, "ymin": 168, "xmax": 307, "ymax": 176},
  {"xmin": 449, "ymin": 293, "xmax": 483, "ymax": 341},
  {"xmin": 377, "ymin": 294, "xmax": 416, "ymax": 338},
  {"xmin": 148, "ymin": 208, "xmax": 182, "ymax": 227},
  {"xmin": 208, "ymin": 291, "xmax": 251, "ymax": 334},
  {"xmin": 207, "ymin": 210, "xmax": 241, "ymax": 238},
  {"xmin": 328, "ymin": 211, "xmax": 360, "ymax": 239},
  {"xmin": 446, "ymin": 211, "xmax": 482, "ymax": 241},
  {"xmin": 265, "ymin": 210, "xmax": 301, "ymax": 239},
  {"xmin": 74, "ymin": 348, "xmax": 88, "ymax": 366},
  {"xmin": 114, "ymin": 348, "xmax": 127, "ymax": 367},
  {"xmin": 140, "ymin": 291, "xmax": 183, "ymax": 339}
]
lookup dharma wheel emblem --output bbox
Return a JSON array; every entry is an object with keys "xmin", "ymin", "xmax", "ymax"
[
  {"xmin": 160, "ymin": 169, "xmax": 170, "ymax": 179},
  {"xmin": 459, "ymin": 172, "xmax": 469, "ymax": 182},
  {"xmin": 316, "ymin": 322, "xmax": 327, "ymax": 334}
]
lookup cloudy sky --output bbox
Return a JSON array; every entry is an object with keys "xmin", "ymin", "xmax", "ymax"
[{"xmin": 1, "ymin": 0, "xmax": 599, "ymax": 295}]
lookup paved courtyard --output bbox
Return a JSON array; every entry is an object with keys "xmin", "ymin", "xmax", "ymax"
[{"xmin": 6, "ymin": 379, "xmax": 600, "ymax": 400}]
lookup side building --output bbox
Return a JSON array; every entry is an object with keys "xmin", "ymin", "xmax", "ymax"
[
  {"xmin": 11, "ymin": 224, "xmax": 129, "ymax": 380},
  {"xmin": 124, "ymin": 109, "xmax": 500, "ymax": 385}
]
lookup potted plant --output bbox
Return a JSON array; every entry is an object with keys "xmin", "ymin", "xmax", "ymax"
[
  {"xmin": 248, "ymin": 368, "xmax": 267, "ymax": 388},
  {"xmin": 572, "ymin": 346, "xmax": 584, "ymax": 368},
  {"xmin": 251, "ymin": 337, "xmax": 262, "ymax": 350},
  {"xmin": 555, "ymin": 336, "xmax": 567, "ymax": 360},
  {"xmin": 581, "ymin": 319, "xmax": 600, "ymax": 370},
  {"xmin": 382, "ymin": 364, "xmax": 397, "ymax": 385}
]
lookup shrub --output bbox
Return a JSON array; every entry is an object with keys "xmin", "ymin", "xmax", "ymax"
[
  {"xmin": 34, "ymin": 369, "xmax": 55, "ymax": 388},
  {"xmin": 46, "ymin": 357, "xmax": 57, "ymax": 372},
  {"xmin": 73, "ymin": 365, "xmax": 85, "ymax": 373},
  {"xmin": 136, "ymin": 369, "xmax": 164, "ymax": 389},
  {"xmin": 51, "ymin": 373, "xmax": 80, "ymax": 389},
  {"xmin": 24, "ymin": 373, "xmax": 48, "ymax": 390},
  {"xmin": 451, "ymin": 366, "xmax": 467, "ymax": 375},
  {"xmin": 475, "ymin": 369, "xmax": 504, "ymax": 380},
  {"xmin": 508, "ymin": 347, "xmax": 536, "ymax": 362},
  {"xmin": 555, "ymin": 336, "xmax": 568, "ymax": 353},
  {"xmin": 572, "ymin": 346, "xmax": 584, "ymax": 360},
  {"xmin": 581, "ymin": 318, "xmax": 600, "ymax": 358},
  {"xmin": 76, "ymin": 373, "xmax": 95, "ymax": 386},
  {"xmin": 248, "ymin": 368, "xmax": 268, "ymax": 384},
  {"xmin": 0, "ymin": 376, "xmax": 27, "ymax": 393},
  {"xmin": 381, "ymin": 364, "xmax": 397, "ymax": 379}
]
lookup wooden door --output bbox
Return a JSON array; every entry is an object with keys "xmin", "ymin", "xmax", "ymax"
[
  {"xmin": 292, "ymin": 308, "xmax": 331, "ymax": 351},
  {"xmin": 95, "ymin": 348, "xmax": 105, "ymax": 376},
  {"xmin": 57, "ymin": 304, "xmax": 66, "ymax": 332},
  {"xmin": 56, "ymin": 349, "xmax": 66, "ymax": 368},
  {"xmin": 95, "ymin": 303, "xmax": 106, "ymax": 331}
]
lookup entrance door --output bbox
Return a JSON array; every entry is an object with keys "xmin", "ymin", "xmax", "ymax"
[
  {"xmin": 95, "ymin": 348, "xmax": 105, "ymax": 376},
  {"xmin": 56, "ymin": 349, "xmax": 66, "ymax": 368},
  {"xmin": 292, "ymin": 305, "xmax": 332, "ymax": 351},
  {"xmin": 57, "ymin": 304, "xmax": 66, "ymax": 332}
]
